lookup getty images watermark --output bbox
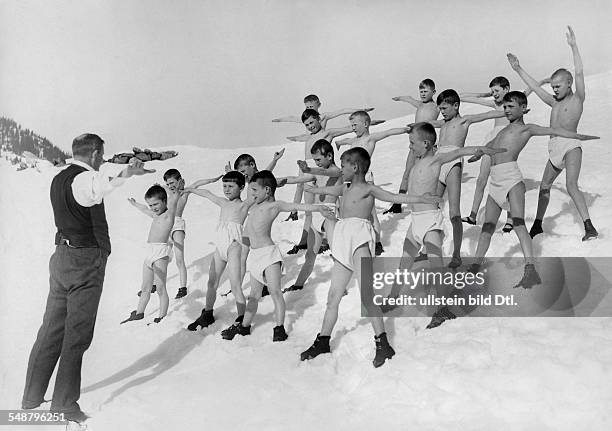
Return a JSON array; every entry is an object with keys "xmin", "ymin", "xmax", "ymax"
[{"xmin": 360, "ymin": 257, "xmax": 612, "ymax": 317}]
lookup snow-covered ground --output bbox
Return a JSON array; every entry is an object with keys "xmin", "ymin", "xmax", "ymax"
[{"xmin": 1, "ymin": 71, "xmax": 612, "ymax": 430}]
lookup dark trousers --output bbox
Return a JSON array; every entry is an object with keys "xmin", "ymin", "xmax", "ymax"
[{"xmin": 22, "ymin": 245, "xmax": 108, "ymax": 415}]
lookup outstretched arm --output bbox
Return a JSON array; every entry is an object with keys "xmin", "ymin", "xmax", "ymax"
[
  {"xmin": 459, "ymin": 92, "xmax": 496, "ymax": 108},
  {"xmin": 276, "ymin": 201, "xmax": 335, "ymax": 219},
  {"xmin": 264, "ymin": 148, "xmax": 285, "ymax": 172},
  {"xmin": 326, "ymin": 125, "xmax": 354, "ymax": 140},
  {"xmin": 166, "ymin": 189, "xmax": 180, "ymax": 218},
  {"xmin": 370, "ymin": 126, "xmax": 410, "ymax": 142},
  {"xmin": 287, "ymin": 134, "xmax": 310, "ymax": 142},
  {"xmin": 334, "ymin": 137, "xmax": 354, "ymax": 150},
  {"xmin": 299, "ymin": 163, "xmax": 342, "ymax": 177},
  {"xmin": 438, "ymin": 146, "xmax": 506, "ymax": 165},
  {"xmin": 392, "ymin": 96, "xmax": 421, "ymax": 108},
  {"xmin": 189, "ymin": 175, "xmax": 223, "ymax": 188},
  {"xmin": 507, "ymin": 53, "xmax": 555, "ymax": 106},
  {"xmin": 128, "ymin": 198, "xmax": 155, "ymax": 218},
  {"xmin": 182, "ymin": 187, "xmax": 227, "ymax": 206},
  {"xmin": 272, "ymin": 115, "xmax": 300, "ymax": 123},
  {"xmin": 464, "ymin": 109, "xmax": 506, "ymax": 125},
  {"xmin": 303, "ymin": 184, "xmax": 344, "ymax": 197},
  {"xmin": 277, "ymin": 174, "xmax": 316, "ymax": 187},
  {"xmin": 369, "ymin": 185, "xmax": 443, "ymax": 205},
  {"xmin": 566, "ymin": 25, "xmax": 585, "ymax": 101},
  {"xmin": 323, "ymin": 107, "xmax": 374, "ymax": 120},
  {"xmin": 526, "ymin": 124, "xmax": 599, "ymax": 140}
]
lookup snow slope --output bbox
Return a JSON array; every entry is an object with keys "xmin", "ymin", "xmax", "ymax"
[{"xmin": 1, "ymin": 71, "xmax": 611, "ymax": 431}]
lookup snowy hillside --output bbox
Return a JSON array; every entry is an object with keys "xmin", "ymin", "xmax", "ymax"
[{"xmin": 1, "ymin": 70, "xmax": 611, "ymax": 430}]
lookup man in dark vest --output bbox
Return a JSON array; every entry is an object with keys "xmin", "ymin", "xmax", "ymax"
[{"xmin": 21, "ymin": 133, "xmax": 154, "ymax": 423}]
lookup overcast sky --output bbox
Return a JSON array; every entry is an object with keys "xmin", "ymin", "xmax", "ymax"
[{"xmin": 1, "ymin": 0, "xmax": 611, "ymax": 153}]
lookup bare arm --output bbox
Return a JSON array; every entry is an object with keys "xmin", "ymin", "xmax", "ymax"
[
  {"xmin": 507, "ymin": 53, "xmax": 555, "ymax": 106},
  {"xmin": 276, "ymin": 201, "xmax": 335, "ymax": 218},
  {"xmin": 326, "ymin": 125, "xmax": 354, "ymax": 140},
  {"xmin": 272, "ymin": 115, "xmax": 301, "ymax": 123},
  {"xmin": 303, "ymin": 184, "xmax": 345, "ymax": 197},
  {"xmin": 335, "ymin": 137, "xmax": 354, "ymax": 150},
  {"xmin": 324, "ymin": 107, "xmax": 374, "ymax": 120},
  {"xmin": 370, "ymin": 126, "xmax": 409, "ymax": 142},
  {"xmin": 526, "ymin": 124, "xmax": 599, "ymax": 140},
  {"xmin": 392, "ymin": 96, "xmax": 421, "ymax": 108},
  {"xmin": 464, "ymin": 109, "xmax": 506, "ymax": 125},
  {"xmin": 300, "ymin": 164, "xmax": 342, "ymax": 177},
  {"xmin": 459, "ymin": 94, "xmax": 496, "ymax": 108},
  {"xmin": 128, "ymin": 198, "xmax": 155, "ymax": 218},
  {"xmin": 437, "ymin": 146, "xmax": 506, "ymax": 165},
  {"xmin": 369, "ymin": 185, "xmax": 443, "ymax": 205},
  {"xmin": 287, "ymin": 134, "xmax": 310, "ymax": 142},
  {"xmin": 566, "ymin": 26, "xmax": 585, "ymax": 101},
  {"xmin": 277, "ymin": 174, "xmax": 316, "ymax": 187},
  {"xmin": 166, "ymin": 189, "xmax": 180, "ymax": 218},
  {"xmin": 189, "ymin": 175, "xmax": 223, "ymax": 188},
  {"xmin": 264, "ymin": 148, "xmax": 285, "ymax": 172},
  {"xmin": 182, "ymin": 187, "xmax": 228, "ymax": 206}
]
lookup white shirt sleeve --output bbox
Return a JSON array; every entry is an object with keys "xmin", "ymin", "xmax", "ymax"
[{"xmin": 72, "ymin": 170, "xmax": 127, "ymax": 207}]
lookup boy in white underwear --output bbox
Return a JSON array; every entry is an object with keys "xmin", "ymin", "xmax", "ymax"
[
  {"xmin": 220, "ymin": 170, "xmax": 334, "ymax": 342},
  {"xmin": 284, "ymin": 109, "xmax": 355, "ymax": 252},
  {"xmin": 399, "ymin": 123, "xmax": 506, "ymax": 329},
  {"xmin": 277, "ymin": 139, "xmax": 342, "ymax": 292},
  {"xmin": 335, "ymin": 110, "xmax": 411, "ymax": 255},
  {"xmin": 508, "ymin": 26, "xmax": 597, "ymax": 241},
  {"xmin": 272, "ymin": 93, "xmax": 375, "ymax": 129},
  {"xmin": 468, "ymin": 91, "xmax": 598, "ymax": 287},
  {"xmin": 163, "ymin": 169, "xmax": 222, "ymax": 299},
  {"xmin": 121, "ymin": 184, "xmax": 179, "ymax": 324},
  {"xmin": 421, "ymin": 89, "xmax": 505, "ymax": 268},
  {"xmin": 299, "ymin": 147, "xmax": 442, "ymax": 368},
  {"xmin": 386, "ymin": 78, "xmax": 440, "ymax": 215},
  {"xmin": 182, "ymin": 171, "xmax": 255, "ymax": 331}
]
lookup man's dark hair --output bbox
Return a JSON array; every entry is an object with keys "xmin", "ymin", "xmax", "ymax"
[{"xmin": 72, "ymin": 133, "xmax": 104, "ymax": 158}]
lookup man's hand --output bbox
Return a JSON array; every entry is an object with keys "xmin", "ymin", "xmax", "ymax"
[
  {"xmin": 297, "ymin": 160, "xmax": 311, "ymax": 173},
  {"xmin": 507, "ymin": 53, "xmax": 521, "ymax": 71},
  {"xmin": 566, "ymin": 25, "xmax": 577, "ymax": 46},
  {"xmin": 120, "ymin": 158, "xmax": 155, "ymax": 178}
]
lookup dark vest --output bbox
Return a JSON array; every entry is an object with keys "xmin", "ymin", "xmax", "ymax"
[{"xmin": 51, "ymin": 164, "xmax": 111, "ymax": 255}]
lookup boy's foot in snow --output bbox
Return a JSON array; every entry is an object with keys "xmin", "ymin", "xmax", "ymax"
[
  {"xmin": 373, "ymin": 332, "xmax": 395, "ymax": 368},
  {"xmin": 187, "ymin": 309, "xmax": 214, "ymax": 331},
  {"xmin": 426, "ymin": 306, "xmax": 456, "ymax": 329},
  {"xmin": 273, "ymin": 325, "xmax": 288, "ymax": 342},
  {"xmin": 174, "ymin": 287, "xmax": 187, "ymax": 299},
  {"xmin": 513, "ymin": 263, "xmax": 542, "ymax": 289},
  {"xmin": 300, "ymin": 334, "xmax": 331, "ymax": 361},
  {"xmin": 582, "ymin": 219, "xmax": 598, "ymax": 241},
  {"xmin": 221, "ymin": 322, "xmax": 251, "ymax": 340},
  {"xmin": 120, "ymin": 310, "xmax": 144, "ymax": 324},
  {"xmin": 529, "ymin": 219, "xmax": 543, "ymax": 238},
  {"xmin": 282, "ymin": 284, "xmax": 303, "ymax": 293}
]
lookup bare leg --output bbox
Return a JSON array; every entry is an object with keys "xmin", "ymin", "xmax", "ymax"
[
  {"xmin": 205, "ymin": 251, "xmax": 227, "ymax": 310},
  {"xmin": 320, "ymin": 261, "xmax": 354, "ymax": 336},
  {"xmin": 564, "ymin": 148, "xmax": 590, "ymax": 220},
  {"xmin": 226, "ymin": 242, "xmax": 246, "ymax": 316},
  {"xmin": 469, "ymin": 155, "xmax": 491, "ymax": 220},
  {"xmin": 171, "ymin": 230, "xmax": 187, "ymax": 297},
  {"xmin": 531, "ymin": 161, "xmax": 562, "ymax": 237},
  {"xmin": 242, "ymin": 276, "xmax": 264, "ymax": 327},
  {"xmin": 263, "ymin": 263, "xmax": 284, "ymax": 325},
  {"xmin": 136, "ymin": 263, "xmax": 154, "ymax": 314},
  {"xmin": 446, "ymin": 164, "xmax": 463, "ymax": 266},
  {"xmin": 507, "ymin": 182, "xmax": 533, "ymax": 264},
  {"xmin": 292, "ymin": 228, "xmax": 323, "ymax": 288},
  {"xmin": 152, "ymin": 258, "xmax": 170, "ymax": 319},
  {"xmin": 474, "ymin": 196, "xmax": 502, "ymax": 261}
]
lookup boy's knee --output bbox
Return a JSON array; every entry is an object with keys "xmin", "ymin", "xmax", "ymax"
[
  {"xmin": 450, "ymin": 215, "xmax": 462, "ymax": 225},
  {"xmin": 539, "ymin": 186, "xmax": 551, "ymax": 197},
  {"xmin": 482, "ymin": 222, "xmax": 496, "ymax": 234},
  {"xmin": 475, "ymin": 177, "xmax": 487, "ymax": 189},
  {"xmin": 512, "ymin": 217, "xmax": 525, "ymax": 227}
]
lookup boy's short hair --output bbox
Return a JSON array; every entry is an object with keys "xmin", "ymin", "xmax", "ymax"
[
  {"xmin": 419, "ymin": 78, "xmax": 436, "ymax": 90},
  {"xmin": 234, "ymin": 154, "xmax": 256, "ymax": 170},
  {"xmin": 301, "ymin": 109, "xmax": 320, "ymax": 123},
  {"xmin": 145, "ymin": 184, "xmax": 167, "ymax": 202},
  {"xmin": 303, "ymin": 94, "xmax": 320, "ymax": 104},
  {"xmin": 411, "ymin": 122, "xmax": 437, "ymax": 145},
  {"xmin": 72, "ymin": 133, "xmax": 104, "ymax": 158},
  {"xmin": 163, "ymin": 168, "xmax": 182, "ymax": 181},
  {"xmin": 349, "ymin": 110, "xmax": 371, "ymax": 126},
  {"xmin": 503, "ymin": 91, "xmax": 528, "ymax": 106},
  {"xmin": 489, "ymin": 76, "xmax": 510, "ymax": 89},
  {"xmin": 551, "ymin": 68, "xmax": 573, "ymax": 84},
  {"xmin": 311, "ymin": 139, "xmax": 334, "ymax": 158},
  {"xmin": 341, "ymin": 147, "xmax": 370, "ymax": 174},
  {"xmin": 222, "ymin": 170, "xmax": 246, "ymax": 188},
  {"xmin": 250, "ymin": 170, "xmax": 277, "ymax": 196},
  {"xmin": 436, "ymin": 89, "xmax": 460, "ymax": 106}
]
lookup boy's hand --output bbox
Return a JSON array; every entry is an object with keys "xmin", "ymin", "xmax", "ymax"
[
  {"xmin": 507, "ymin": 53, "xmax": 521, "ymax": 71},
  {"xmin": 405, "ymin": 123, "xmax": 414, "ymax": 133},
  {"xmin": 422, "ymin": 192, "xmax": 444, "ymax": 204},
  {"xmin": 297, "ymin": 160, "xmax": 311, "ymax": 173},
  {"xmin": 127, "ymin": 197, "xmax": 137, "ymax": 205},
  {"xmin": 224, "ymin": 161, "xmax": 232, "ymax": 173},
  {"xmin": 363, "ymin": 107, "xmax": 374, "ymax": 112},
  {"xmin": 318, "ymin": 205, "xmax": 335, "ymax": 219},
  {"xmin": 392, "ymin": 96, "xmax": 401, "ymax": 101},
  {"xmin": 277, "ymin": 178, "xmax": 288, "ymax": 187},
  {"xmin": 566, "ymin": 25, "xmax": 577, "ymax": 46},
  {"xmin": 576, "ymin": 134, "xmax": 600, "ymax": 141},
  {"xmin": 273, "ymin": 148, "xmax": 285, "ymax": 161}
]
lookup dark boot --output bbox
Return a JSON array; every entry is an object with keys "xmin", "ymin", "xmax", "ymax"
[
  {"xmin": 175, "ymin": 287, "xmax": 187, "ymax": 299},
  {"xmin": 273, "ymin": 325, "xmax": 288, "ymax": 342},
  {"xmin": 221, "ymin": 322, "xmax": 251, "ymax": 340},
  {"xmin": 300, "ymin": 334, "xmax": 331, "ymax": 361},
  {"xmin": 373, "ymin": 332, "xmax": 395, "ymax": 368},
  {"xmin": 582, "ymin": 219, "xmax": 598, "ymax": 241},
  {"xmin": 513, "ymin": 263, "xmax": 542, "ymax": 289},
  {"xmin": 187, "ymin": 309, "xmax": 214, "ymax": 331}
]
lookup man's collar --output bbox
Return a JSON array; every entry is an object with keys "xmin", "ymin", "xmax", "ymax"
[{"xmin": 70, "ymin": 159, "xmax": 94, "ymax": 171}]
